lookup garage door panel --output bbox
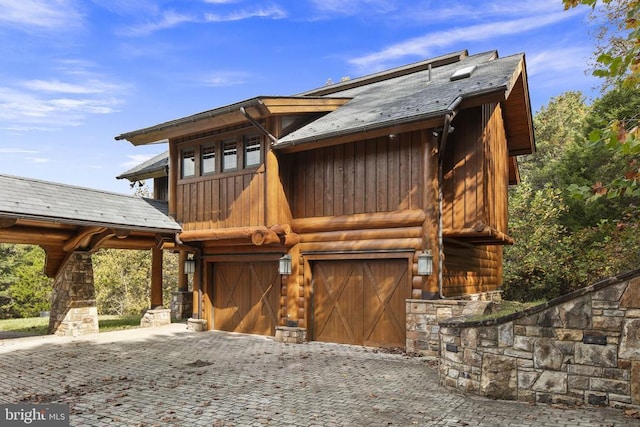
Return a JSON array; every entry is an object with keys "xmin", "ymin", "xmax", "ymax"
[
  {"xmin": 213, "ymin": 261, "xmax": 279, "ymax": 336},
  {"xmin": 314, "ymin": 262, "xmax": 363, "ymax": 344},
  {"xmin": 313, "ymin": 259, "xmax": 409, "ymax": 348}
]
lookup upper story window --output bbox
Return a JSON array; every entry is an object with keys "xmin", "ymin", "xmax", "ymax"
[
  {"xmin": 244, "ymin": 135, "xmax": 262, "ymax": 167},
  {"xmin": 223, "ymin": 139, "xmax": 238, "ymax": 172},
  {"xmin": 201, "ymin": 144, "xmax": 216, "ymax": 175},
  {"xmin": 178, "ymin": 133, "xmax": 262, "ymax": 180},
  {"xmin": 181, "ymin": 148, "xmax": 195, "ymax": 178}
]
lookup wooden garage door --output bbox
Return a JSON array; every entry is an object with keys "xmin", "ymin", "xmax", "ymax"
[
  {"xmin": 212, "ymin": 261, "xmax": 279, "ymax": 336},
  {"xmin": 313, "ymin": 259, "xmax": 409, "ymax": 348}
]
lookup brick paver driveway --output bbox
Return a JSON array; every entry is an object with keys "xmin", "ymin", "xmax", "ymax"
[{"xmin": 0, "ymin": 324, "xmax": 636, "ymax": 426}]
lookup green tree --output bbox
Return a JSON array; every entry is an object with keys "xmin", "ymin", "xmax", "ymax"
[
  {"xmin": 563, "ymin": 0, "xmax": 640, "ymax": 199},
  {"xmin": 0, "ymin": 244, "xmax": 52, "ymax": 318},
  {"xmin": 93, "ymin": 248, "xmax": 179, "ymax": 315},
  {"xmin": 505, "ymin": 88, "xmax": 640, "ymax": 301}
]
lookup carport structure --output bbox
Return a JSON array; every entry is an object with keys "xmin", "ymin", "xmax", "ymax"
[{"xmin": 0, "ymin": 174, "xmax": 181, "ymax": 335}]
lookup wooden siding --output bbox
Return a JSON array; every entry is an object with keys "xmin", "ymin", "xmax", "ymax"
[
  {"xmin": 441, "ymin": 104, "xmax": 509, "ymax": 237},
  {"xmin": 290, "ymin": 131, "xmax": 424, "ymax": 218},
  {"xmin": 443, "ymin": 240, "xmax": 503, "ymax": 296},
  {"xmin": 176, "ymin": 167, "xmax": 265, "ymax": 230}
]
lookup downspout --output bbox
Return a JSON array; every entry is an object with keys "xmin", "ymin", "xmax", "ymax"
[
  {"xmin": 437, "ymin": 97, "xmax": 462, "ymax": 299},
  {"xmin": 239, "ymin": 107, "xmax": 278, "ymax": 145}
]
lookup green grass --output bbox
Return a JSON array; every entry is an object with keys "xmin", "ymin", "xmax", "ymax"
[
  {"xmin": 467, "ymin": 300, "xmax": 546, "ymax": 322},
  {"xmin": 0, "ymin": 314, "xmax": 144, "ymax": 336}
]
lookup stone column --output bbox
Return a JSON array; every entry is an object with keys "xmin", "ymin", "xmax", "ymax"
[{"xmin": 48, "ymin": 252, "xmax": 99, "ymax": 336}]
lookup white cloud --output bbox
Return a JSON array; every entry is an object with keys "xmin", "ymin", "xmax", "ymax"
[
  {"xmin": 120, "ymin": 153, "xmax": 160, "ymax": 169},
  {"xmin": 309, "ymin": 0, "xmax": 396, "ymax": 16},
  {"xmin": 203, "ymin": 71, "xmax": 251, "ymax": 87},
  {"xmin": 0, "ymin": 148, "xmax": 38, "ymax": 153},
  {"xmin": 526, "ymin": 47, "xmax": 592, "ymax": 77},
  {"xmin": 0, "ymin": 0, "xmax": 83, "ymax": 30},
  {"xmin": 349, "ymin": 10, "xmax": 580, "ymax": 71},
  {"xmin": 205, "ymin": 5, "xmax": 287, "ymax": 22},
  {"xmin": 123, "ymin": 4, "xmax": 287, "ymax": 36},
  {"xmin": 121, "ymin": 10, "xmax": 196, "ymax": 36},
  {"xmin": 26, "ymin": 156, "xmax": 50, "ymax": 163},
  {"xmin": 21, "ymin": 79, "xmax": 119, "ymax": 94}
]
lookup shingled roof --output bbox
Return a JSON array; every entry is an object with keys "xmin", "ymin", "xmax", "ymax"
[
  {"xmin": 275, "ymin": 50, "xmax": 527, "ymax": 149},
  {"xmin": 116, "ymin": 49, "xmax": 533, "ymax": 175},
  {"xmin": 117, "ymin": 150, "xmax": 169, "ymax": 182},
  {"xmin": 0, "ymin": 174, "xmax": 181, "ymax": 233}
]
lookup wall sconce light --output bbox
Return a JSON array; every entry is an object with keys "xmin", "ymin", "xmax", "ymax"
[
  {"xmin": 184, "ymin": 256, "xmax": 196, "ymax": 275},
  {"xmin": 417, "ymin": 250, "xmax": 433, "ymax": 276},
  {"xmin": 279, "ymin": 254, "xmax": 292, "ymax": 276}
]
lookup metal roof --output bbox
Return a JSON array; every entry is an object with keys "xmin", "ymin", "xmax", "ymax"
[{"xmin": 0, "ymin": 174, "xmax": 181, "ymax": 233}]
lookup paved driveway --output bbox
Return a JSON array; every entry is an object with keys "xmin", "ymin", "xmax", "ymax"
[{"xmin": 0, "ymin": 324, "xmax": 637, "ymax": 427}]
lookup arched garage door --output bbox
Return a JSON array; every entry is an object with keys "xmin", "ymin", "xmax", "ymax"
[
  {"xmin": 212, "ymin": 261, "xmax": 280, "ymax": 336},
  {"xmin": 312, "ymin": 259, "xmax": 410, "ymax": 348}
]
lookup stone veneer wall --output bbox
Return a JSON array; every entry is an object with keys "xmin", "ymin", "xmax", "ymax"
[
  {"xmin": 406, "ymin": 292, "xmax": 500, "ymax": 357},
  {"xmin": 48, "ymin": 252, "xmax": 99, "ymax": 336},
  {"xmin": 438, "ymin": 270, "xmax": 640, "ymax": 409}
]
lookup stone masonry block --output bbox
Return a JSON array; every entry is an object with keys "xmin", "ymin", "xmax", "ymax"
[
  {"xmin": 534, "ymin": 339, "xmax": 564, "ymax": 371},
  {"xmin": 498, "ymin": 322, "xmax": 513, "ymax": 347},
  {"xmin": 620, "ymin": 278, "xmax": 640, "ymax": 308},
  {"xmin": 631, "ymin": 362, "xmax": 640, "ymax": 405},
  {"xmin": 593, "ymin": 315, "xmax": 624, "ymax": 331},
  {"xmin": 619, "ymin": 319, "xmax": 640, "ymax": 359},
  {"xmin": 556, "ymin": 328, "xmax": 583, "ymax": 342},
  {"xmin": 532, "ymin": 371, "xmax": 567, "ymax": 394},
  {"xmin": 481, "ymin": 353, "xmax": 517, "ymax": 400},
  {"xmin": 590, "ymin": 378, "xmax": 629, "ymax": 395},
  {"xmin": 558, "ymin": 297, "xmax": 591, "ymax": 329},
  {"xmin": 574, "ymin": 343, "xmax": 618, "ymax": 368},
  {"xmin": 594, "ymin": 282, "xmax": 628, "ymax": 303}
]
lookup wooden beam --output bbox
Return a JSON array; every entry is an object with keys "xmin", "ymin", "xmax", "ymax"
[
  {"xmin": 151, "ymin": 246, "xmax": 163, "ymax": 308},
  {"xmin": 0, "ymin": 217, "xmax": 17, "ymax": 228},
  {"xmin": 62, "ymin": 227, "xmax": 106, "ymax": 252},
  {"xmin": 299, "ymin": 226, "xmax": 422, "ymax": 243},
  {"xmin": 299, "ymin": 238, "xmax": 422, "ymax": 253},
  {"xmin": 292, "ymin": 210, "xmax": 426, "ymax": 234},
  {"xmin": 0, "ymin": 226, "xmax": 72, "ymax": 245},
  {"xmin": 87, "ymin": 230, "xmax": 117, "ymax": 253}
]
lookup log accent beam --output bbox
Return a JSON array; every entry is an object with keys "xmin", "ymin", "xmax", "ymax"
[
  {"xmin": 0, "ymin": 217, "xmax": 17, "ymax": 228},
  {"xmin": 299, "ymin": 237, "xmax": 422, "ymax": 253},
  {"xmin": 180, "ymin": 224, "xmax": 297, "ymax": 247},
  {"xmin": 292, "ymin": 210, "xmax": 426, "ymax": 234},
  {"xmin": 443, "ymin": 222, "xmax": 514, "ymax": 245},
  {"xmin": 0, "ymin": 226, "xmax": 72, "ymax": 245},
  {"xmin": 299, "ymin": 226, "xmax": 422, "ymax": 243}
]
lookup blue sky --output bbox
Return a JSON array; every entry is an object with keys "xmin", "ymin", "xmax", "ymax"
[{"xmin": 0, "ymin": 0, "xmax": 597, "ymax": 194}]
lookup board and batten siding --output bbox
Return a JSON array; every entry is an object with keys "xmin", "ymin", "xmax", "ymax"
[
  {"xmin": 441, "ymin": 103, "xmax": 509, "ymax": 236},
  {"xmin": 290, "ymin": 131, "xmax": 424, "ymax": 218},
  {"xmin": 176, "ymin": 168, "xmax": 266, "ymax": 231}
]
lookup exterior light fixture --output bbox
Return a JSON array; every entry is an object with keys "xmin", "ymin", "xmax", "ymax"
[
  {"xmin": 184, "ymin": 256, "xmax": 196, "ymax": 275},
  {"xmin": 279, "ymin": 254, "xmax": 292, "ymax": 276},
  {"xmin": 417, "ymin": 250, "xmax": 433, "ymax": 276}
]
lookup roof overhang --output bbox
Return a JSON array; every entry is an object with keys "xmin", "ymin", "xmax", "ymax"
[{"xmin": 115, "ymin": 96, "xmax": 351, "ymax": 146}]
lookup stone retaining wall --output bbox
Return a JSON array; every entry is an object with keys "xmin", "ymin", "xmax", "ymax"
[
  {"xmin": 406, "ymin": 293, "xmax": 499, "ymax": 357},
  {"xmin": 437, "ymin": 270, "xmax": 640, "ymax": 409}
]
